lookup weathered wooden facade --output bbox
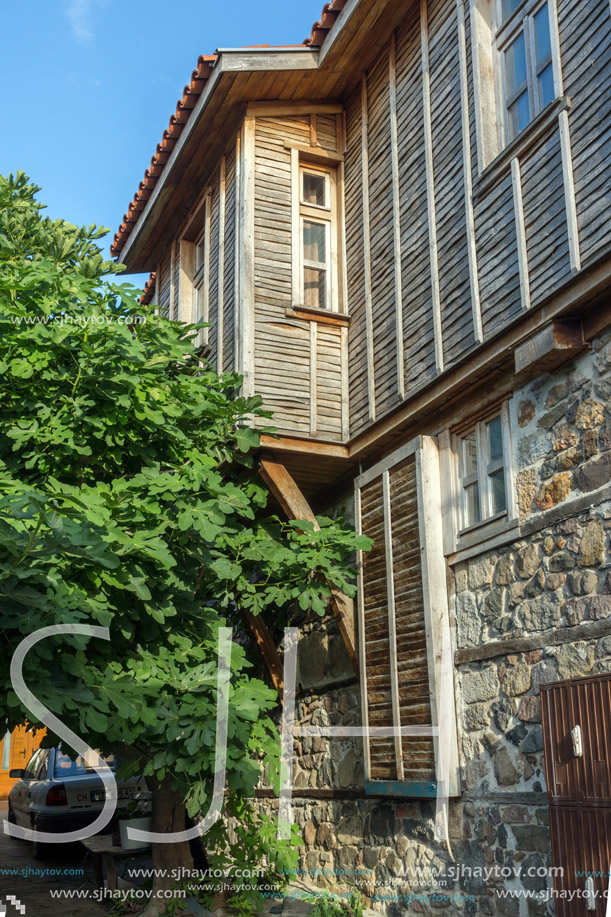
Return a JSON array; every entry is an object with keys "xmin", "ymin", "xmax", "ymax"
[{"xmin": 115, "ymin": 0, "xmax": 611, "ymax": 910}]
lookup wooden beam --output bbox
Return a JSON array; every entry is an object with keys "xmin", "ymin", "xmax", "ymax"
[
  {"xmin": 246, "ymin": 100, "xmax": 344, "ymax": 117},
  {"xmin": 259, "ymin": 456, "xmax": 359, "ymax": 675},
  {"xmin": 514, "ymin": 319, "xmax": 587, "ymax": 376},
  {"xmin": 259, "ymin": 434, "xmax": 349, "ymax": 458},
  {"xmin": 242, "ymin": 609, "xmax": 284, "ymax": 700}
]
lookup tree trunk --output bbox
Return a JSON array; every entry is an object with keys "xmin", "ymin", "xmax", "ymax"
[{"xmin": 138, "ymin": 776, "xmax": 195, "ymax": 917}]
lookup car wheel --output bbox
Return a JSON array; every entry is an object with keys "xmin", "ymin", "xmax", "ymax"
[
  {"xmin": 33, "ymin": 836, "xmax": 51, "ymax": 860},
  {"xmin": 31, "ymin": 821, "xmax": 50, "ymax": 860}
]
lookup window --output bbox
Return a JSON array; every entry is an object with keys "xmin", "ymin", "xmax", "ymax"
[
  {"xmin": 496, "ymin": 0, "xmax": 557, "ymax": 142},
  {"xmin": 23, "ymin": 748, "xmax": 46, "ymax": 780},
  {"xmin": 456, "ymin": 410, "xmax": 511, "ymax": 532},
  {"xmin": 297, "ymin": 164, "xmax": 338, "ymax": 312},
  {"xmin": 193, "ymin": 195, "xmax": 211, "ymax": 348}
]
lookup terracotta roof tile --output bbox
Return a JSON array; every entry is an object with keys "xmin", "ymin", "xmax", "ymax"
[
  {"xmin": 302, "ymin": 0, "xmax": 347, "ymax": 47},
  {"xmin": 113, "ymin": 4, "xmax": 348, "ymax": 260},
  {"xmin": 111, "ymin": 55, "xmax": 217, "ymax": 257},
  {"xmin": 139, "ymin": 272, "xmax": 156, "ymax": 305}
]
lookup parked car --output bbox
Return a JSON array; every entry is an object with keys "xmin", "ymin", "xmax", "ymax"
[{"xmin": 7, "ymin": 746, "xmax": 149, "ymax": 859}]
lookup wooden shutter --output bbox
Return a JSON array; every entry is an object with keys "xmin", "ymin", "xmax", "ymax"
[{"xmin": 355, "ymin": 435, "xmax": 459, "ymax": 797}]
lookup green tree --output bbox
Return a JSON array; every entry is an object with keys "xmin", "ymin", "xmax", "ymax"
[{"xmin": 0, "ymin": 173, "xmax": 368, "ymax": 915}]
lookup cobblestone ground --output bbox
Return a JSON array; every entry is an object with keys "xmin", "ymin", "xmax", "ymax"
[{"xmin": 0, "ymin": 802, "xmax": 107, "ymax": 916}]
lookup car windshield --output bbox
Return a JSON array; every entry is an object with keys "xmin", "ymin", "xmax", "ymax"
[{"xmin": 53, "ymin": 750, "xmax": 117, "ymax": 778}]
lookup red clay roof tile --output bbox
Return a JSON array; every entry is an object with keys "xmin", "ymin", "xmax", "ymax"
[{"xmin": 139, "ymin": 272, "xmax": 156, "ymax": 305}]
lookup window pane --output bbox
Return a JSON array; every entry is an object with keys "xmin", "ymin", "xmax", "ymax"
[
  {"xmin": 303, "ymin": 221, "xmax": 326, "ymax": 264},
  {"xmin": 304, "ymin": 268, "xmax": 327, "ymax": 309},
  {"xmin": 501, "ymin": 0, "xmax": 522, "ymax": 22},
  {"xmin": 462, "ymin": 431, "xmax": 478, "ymax": 476},
  {"xmin": 196, "ymin": 235, "xmax": 206, "ymax": 271},
  {"xmin": 196, "ymin": 286, "xmax": 206, "ymax": 323},
  {"xmin": 505, "ymin": 32, "xmax": 527, "ymax": 97},
  {"xmin": 534, "ymin": 4, "xmax": 552, "ymax": 64},
  {"xmin": 487, "ymin": 416, "xmax": 504, "ymax": 463},
  {"xmin": 508, "ymin": 90, "xmax": 531, "ymax": 138},
  {"xmin": 464, "ymin": 483, "xmax": 481, "ymax": 527},
  {"xmin": 538, "ymin": 63, "xmax": 555, "ymax": 107},
  {"xmin": 302, "ymin": 172, "xmax": 326, "ymax": 207},
  {"xmin": 490, "ymin": 469, "xmax": 507, "ymax": 515}
]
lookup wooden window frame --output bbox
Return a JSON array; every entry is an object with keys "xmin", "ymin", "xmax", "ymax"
[
  {"xmin": 470, "ymin": 0, "xmax": 562, "ymax": 171},
  {"xmin": 442, "ymin": 401, "xmax": 517, "ymax": 556},
  {"xmin": 355, "ymin": 435, "xmax": 460, "ymax": 799},
  {"xmin": 494, "ymin": 0, "xmax": 559, "ymax": 144},
  {"xmin": 291, "ymin": 157, "xmax": 342, "ymax": 314}
]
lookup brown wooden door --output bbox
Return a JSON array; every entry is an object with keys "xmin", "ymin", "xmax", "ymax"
[{"xmin": 541, "ymin": 673, "xmax": 611, "ymax": 916}]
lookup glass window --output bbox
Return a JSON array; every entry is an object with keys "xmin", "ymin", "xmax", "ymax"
[
  {"xmin": 497, "ymin": 0, "xmax": 557, "ymax": 143},
  {"xmin": 298, "ymin": 165, "xmax": 335, "ymax": 311},
  {"xmin": 458, "ymin": 412, "xmax": 509, "ymax": 531},
  {"xmin": 302, "ymin": 171, "xmax": 327, "ymax": 208},
  {"xmin": 501, "ymin": 0, "xmax": 522, "ymax": 21},
  {"xmin": 54, "ymin": 750, "xmax": 117, "ymax": 778},
  {"xmin": 24, "ymin": 749, "xmax": 45, "ymax": 780}
]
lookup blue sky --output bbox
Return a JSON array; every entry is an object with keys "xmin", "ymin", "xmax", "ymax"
[{"xmin": 0, "ymin": 0, "xmax": 322, "ymax": 288}]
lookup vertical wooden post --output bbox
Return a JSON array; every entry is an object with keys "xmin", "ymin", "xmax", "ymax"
[
  {"xmin": 511, "ymin": 157, "xmax": 531, "ymax": 311},
  {"xmin": 558, "ymin": 110, "xmax": 581, "ymax": 274},
  {"xmin": 169, "ymin": 240, "xmax": 176, "ymax": 320},
  {"xmin": 291, "ymin": 148, "xmax": 301, "ymax": 307},
  {"xmin": 360, "ymin": 74, "xmax": 376, "ymax": 423},
  {"xmin": 456, "ymin": 0, "xmax": 483, "ymax": 344},
  {"xmin": 420, "ymin": 0, "xmax": 444, "ymax": 374},
  {"xmin": 234, "ymin": 132, "xmax": 242, "ymax": 373},
  {"xmin": 310, "ymin": 322, "xmax": 318, "ymax": 436},
  {"xmin": 240, "ymin": 118, "xmax": 256, "ymax": 396},
  {"xmin": 217, "ymin": 157, "xmax": 227, "ymax": 373},
  {"xmin": 388, "ymin": 32, "xmax": 406, "ymax": 400}
]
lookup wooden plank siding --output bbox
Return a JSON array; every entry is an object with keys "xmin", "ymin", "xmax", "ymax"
[
  {"xmin": 342, "ymin": 0, "xmax": 611, "ymax": 439},
  {"xmin": 251, "ymin": 113, "xmax": 345, "ymax": 440},
  {"xmin": 143, "ymin": 0, "xmax": 610, "ymax": 448}
]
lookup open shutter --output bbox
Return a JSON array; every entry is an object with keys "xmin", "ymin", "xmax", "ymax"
[{"xmin": 355, "ymin": 435, "xmax": 460, "ymax": 797}]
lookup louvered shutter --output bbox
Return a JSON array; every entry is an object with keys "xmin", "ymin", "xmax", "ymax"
[{"xmin": 355, "ymin": 436, "xmax": 460, "ymax": 797}]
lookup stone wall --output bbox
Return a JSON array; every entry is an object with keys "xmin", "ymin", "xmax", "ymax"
[{"xmin": 256, "ymin": 333, "xmax": 611, "ymax": 916}]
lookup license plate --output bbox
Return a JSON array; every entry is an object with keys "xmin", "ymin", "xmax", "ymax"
[{"xmin": 91, "ymin": 787, "xmax": 135, "ymax": 802}]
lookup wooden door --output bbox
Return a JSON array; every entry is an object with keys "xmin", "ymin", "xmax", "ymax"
[
  {"xmin": 541, "ymin": 673, "xmax": 611, "ymax": 915},
  {"xmin": 0, "ymin": 726, "xmax": 43, "ymax": 800}
]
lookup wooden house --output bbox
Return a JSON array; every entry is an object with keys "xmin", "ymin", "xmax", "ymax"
[{"xmin": 114, "ymin": 0, "xmax": 611, "ymax": 909}]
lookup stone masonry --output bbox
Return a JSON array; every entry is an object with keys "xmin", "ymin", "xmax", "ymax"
[{"xmin": 257, "ymin": 331, "xmax": 611, "ymax": 916}]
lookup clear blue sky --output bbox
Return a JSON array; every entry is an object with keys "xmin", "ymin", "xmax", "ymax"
[{"xmin": 0, "ymin": 0, "xmax": 322, "ymax": 288}]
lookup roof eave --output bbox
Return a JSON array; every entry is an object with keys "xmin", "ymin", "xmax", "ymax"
[{"xmin": 117, "ymin": 47, "xmax": 319, "ymax": 270}]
